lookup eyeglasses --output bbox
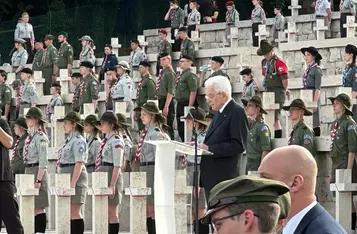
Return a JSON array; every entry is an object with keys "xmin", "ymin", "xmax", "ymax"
[
  {"xmin": 211, "ymin": 211, "xmax": 260, "ymax": 231},
  {"xmin": 205, "ymin": 92, "xmax": 222, "ymax": 100}
]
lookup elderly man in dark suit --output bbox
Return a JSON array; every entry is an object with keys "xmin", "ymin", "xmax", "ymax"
[
  {"xmin": 259, "ymin": 145, "xmax": 346, "ymax": 234},
  {"xmin": 199, "ymin": 75, "xmax": 249, "ymax": 200}
]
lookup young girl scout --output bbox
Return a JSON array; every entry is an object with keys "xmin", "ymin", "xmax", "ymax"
[
  {"xmin": 11, "ymin": 117, "xmax": 28, "ymax": 175},
  {"xmin": 83, "ymin": 114, "xmax": 101, "ymax": 173},
  {"xmin": 23, "ymin": 107, "xmax": 49, "ymax": 233},
  {"xmin": 116, "ymin": 113, "xmax": 133, "ymax": 172},
  {"xmin": 57, "ymin": 111, "xmax": 88, "ymax": 234}
]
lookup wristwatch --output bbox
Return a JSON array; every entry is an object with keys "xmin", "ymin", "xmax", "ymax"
[{"xmin": 35, "ymin": 179, "xmax": 42, "ymax": 183}]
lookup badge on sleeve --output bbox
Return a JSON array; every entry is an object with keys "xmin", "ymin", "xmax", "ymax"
[
  {"xmin": 79, "ymin": 147, "xmax": 84, "ymax": 153},
  {"xmin": 40, "ymin": 140, "xmax": 48, "ymax": 151},
  {"xmin": 304, "ymin": 139, "xmax": 310, "ymax": 145},
  {"xmin": 278, "ymin": 67, "xmax": 283, "ymax": 72},
  {"xmin": 348, "ymin": 125, "xmax": 356, "ymax": 131},
  {"xmin": 261, "ymin": 126, "xmax": 268, "ymax": 131},
  {"xmin": 115, "ymin": 144, "xmax": 124, "ymax": 149},
  {"xmin": 303, "ymin": 135, "xmax": 312, "ymax": 139}
]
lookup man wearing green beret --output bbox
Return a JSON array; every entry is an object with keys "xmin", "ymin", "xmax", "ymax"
[
  {"xmin": 41, "ymin": 34, "xmax": 59, "ymax": 95},
  {"xmin": 57, "ymin": 31, "xmax": 74, "ymax": 75},
  {"xmin": 202, "ymin": 175, "xmax": 290, "ymax": 234}
]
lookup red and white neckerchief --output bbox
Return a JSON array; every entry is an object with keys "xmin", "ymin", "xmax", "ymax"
[
  {"xmin": 46, "ymin": 98, "xmax": 53, "ymax": 116},
  {"xmin": 156, "ymin": 69, "xmax": 163, "ymax": 91},
  {"xmin": 95, "ymin": 138, "xmax": 108, "ymax": 171},
  {"xmin": 136, "ymin": 79, "xmax": 143, "ymax": 100},
  {"xmin": 330, "ymin": 122, "xmax": 339, "ymax": 151},
  {"xmin": 182, "ymin": 136, "xmax": 195, "ymax": 168},
  {"xmin": 79, "ymin": 80, "xmax": 85, "ymax": 98},
  {"xmin": 176, "ymin": 72, "xmax": 182, "ymax": 85},
  {"xmin": 72, "ymin": 86, "xmax": 77, "ymax": 106},
  {"xmin": 287, "ymin": 128, "xmax": 295, "ymax": 145},
  {"xmin": 226, "ymin": 10, "xmax": 231, "ymax": 24},
  {"xmin": 251, "ymin": 8, "xmax": 257, "ymax": 23},
  {"xmin": 315, "ymin": 0, "xmax": 321, "ymax": 12},
  {"xmin": 16, "ymin": 86, "xmax": 23, "ymax": 112},
  {"xmin": 58, "ymin": 42, "xmax": 67, "ymax": 57},
  {"xmin": 108, "ymin": 79, "xmax": 119, "ymax": 103},
  {"xmin": 23, "ymin": 131, "xmax": 36, "ymax": 163},
  {"xmin": 135, "ymin": 129, "xmax": 148, "ymax": 162},
  {"xmin": 303, "ymin": 63, "xmax": 318, "ymax": 88},
  {"xmin": 170, "ymin": 8, "xmax": 176, "ymax": 22},
  {"xmin": 56, "ymin": 138, "xmax": 69, "ymax": 167},
  {"xmin": 11, "ymin": 139, "xmax": 20, "ymax": 161}
]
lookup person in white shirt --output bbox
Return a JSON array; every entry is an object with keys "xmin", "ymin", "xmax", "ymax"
[{"xmin": 258, "ymin": 145, "xmax": 347, "ymax": 234}]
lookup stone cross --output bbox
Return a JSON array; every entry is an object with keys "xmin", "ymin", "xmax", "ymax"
[
  {"xmin": 191, "ymin": 31, "xmax": 201, "ymax": 49},
  {"xmin": 262, "ymin": 92, "xmax": 280, "ymax": 138},
  {"xmin": 124, "ymin": 172, "xmax": 151, "ymax": 234},
  {"xmin": 115, "ymin": 102, "xmax": 130, "ymax": 118},
  {"xmin": 288, "ymin": 0, "xmax": 301, "ymax": 19},
  {"xmin": 33, "ymin": 71, "xmax": 45, "ymax": 97},
  {"xmin": 343, "ymin": 15, "xmax": 357, "ymax": 38},
  {"xmin": 58, "ymin": 69, "xmax": 72, "ymax": 95},
  {"xmin": 16, "ymin": 174, "xmax": 39, "ymax": 234},
  {"xmin": 276, "ymin": 31, "xmax": 288, "ymax": 43},
  {"xmin": 299, "ymin": 90, "xmax": 317, "ymax": 128},
  {"xmin": 285, "ymin": 22, "xmax": 298, "ymax": 43},
  {"xmin": 83, "ymin": 103, "xmax": 95, "ymax": 118},
  {"xmin": 52, "ymin": 173, "xmax": 75, "ymax": 234},
  {"xmin": 182, "ymin": 106, "xmax": 194, "ymax": 142},
  {"xmin": 314, "ymin": 19, "xmax": 328, "ymax": 40},
  {"xmin": 255, "ymin": 25, "xmax": 269, "ymax": 46},
  {"xmin": 89, "ymin": 172, "xmax": 113, "ymax": 234},
  {"xmin": 137, "ymin": 35, "xmax": 148, "ymax": 52},
  {"xmin": 8, "ymin": 72, "xmax": 16, "ymax": 87},
  {"xmin": 110, "ymin": 38, "xmax": 122, "ymax": 56},
  {"xmin": 53, "ymin": 106, "xmax": 66, "ymax": 148},
  {"xmin": 229, "ymin": 27, "xmax": 239, "ymax": 48},
  {"xmin": 174, "ymin": 170, "xmax": 191, "ymax": 234},
  {"xmin": 330, "ymin": 169, "xmax": 357, "ymax": 233}
]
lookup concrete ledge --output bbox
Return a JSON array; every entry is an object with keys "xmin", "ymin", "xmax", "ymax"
[{"xmin": 279, "ymin": 38, "xmax": 357, "ymax": 51}]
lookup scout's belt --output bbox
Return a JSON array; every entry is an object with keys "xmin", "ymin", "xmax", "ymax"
[
  {"xmin": 26, "ymin": 163, "xmax": 39, "ymax": 167},
  {"xmin": 113, "ymin": 97, "xmax": 124, "ymax": 101},
  {"xmin": 59, "ymin": 163, "xmax": 76, "ymax": 168},
  {"xmin": 20, "ymin": 101, "xmax": 30, "ymax": 104},
  {"xmin": 304, "ymin": 86, "xmax": 316, "ymax": 90},
  {"xmin": 140, "ymin": 161, "xmax": 155, "ymax": 166},
  {"xmin": 86, "ymin": 164, "xmax": 95, "ymax": 168},
  {"xmin": 132, "ymin": 66, "xmax": 139, "ymax": 70},
  {"xmin": 87, "ymin": 162, "xmax": 114, "ymax": 167},
  {"xmin": 316, "ymin": 15, "xmax": 326, "ymax": 18}
]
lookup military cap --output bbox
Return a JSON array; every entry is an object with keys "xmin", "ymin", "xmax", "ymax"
[
  {"xmin": 181, "ymin": 55, "xmax": 193, "ymax": 61},
  {"xmin": 44, "ymin": 34, "xmax": 55, "ymax": 40},
  {"xmin": 78, "ymin": 35, "xmax": 93, "ymax": 42},
  {"xmin": 226, "ymin": 1, "xmax": 235, "ymax": 6},
  {"xmin": 278, "ymin": 191, "xmax": 291, "ymax": 220},
  {"xmin": 257, "ymin": 39, "xmax": 274, "ymax": 56},
  {"xmin": 14, "ymin": 38, "xmax": 26, "ymax": 44},
  {"xmin": 202, "ymin": 175, "xmax": 290, "ymax": 224},
  {"xmin": 25, "ymin": 107, "xmax": 46, "ymax": 123},
  {"xmin": 178, "ymin": 26, "xmax": 188, "ymax": 32},
  {"xmin": 84, "ymin": 114, "xmax": 99, "ymax": 126},
  {"xmin": 58, "ymin": 31, "xmax": 68, "ymax": 38},
  {"xmin": 158, "ymin": 29, "xmax": 168, "ymax": 35},
  {"xmin": 240, "ymin": 68, "xmax": 253, "ymax": 76},
  {"xmin": 58, "ymin": 111, "xmax": 83, "ymax": 127},
  {"xmin": 182, "ymin": 107, "xmax": 210, "ymax": 126},
  {"xmin": 159, "ymin": 52, "xmax": 170, "ymax": 59},
  {"xmin": 242, "ymin": 96, "xmax": 268, "ymax": 115},
  {"xmin": 139, "ymin": 61, "xmax": 151, "ymax": 68},
  {"xmin": 116, "ymin": 61, "xmax": 130, "ymax": 70},
  {"xmin": 21, "ymin": 68, "xmax": 33, "ymax": 75},
  {"xmin": 116, "ymin": 113, "xmax": 131, "ymax": 127},
  {"xmin": 301, "ymin": 46, "xmax": 322, "ymax": 62},
  {"xmin": 328, "ymin": 93, "xmax": 354, "ymax": 116},
  {"xmin": 211, "ymin": 56, "xmax": 224, "ymax": 64},
  {"xmin": 71, "ymin": 72, "xmax": 82, "ymax": 79},
  {"xmin": 11, "ymin": 79, "xmax": 22, "ymax": 89},
  {"xmin": 15, "ymin": 117, "xmax": 28, "ymax": 130},
  {"xmin": 134, "ymin": 101, "xmax": 160, "ymax": 114},
  {"xmin": 282, "ymin": 99, "xmax": 313, "ymax": 116},
  {"xmin": 106, "ymin": 67, "xmax": 116, "ymax": 72},
  {"xmin": 51, "ymin": 82, "xmax": 61, "ymax": 88},
  {"xmin": 345, "ymin": 44, "xmax": 357, "ymax": 55},
  {"xmin": 95, "ymin": 111, "xmax": 119, "ymax": 127},
  {"xmin": 80, "ymin": 61, "xmax": 94, "ymax": 69}
]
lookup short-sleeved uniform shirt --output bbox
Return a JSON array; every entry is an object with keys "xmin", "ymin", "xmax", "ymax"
[
  {"xmin": 129, "ymin": 48, "xmax": 147, "ymax": 68},
  {"xmin": 303, "ymin": 64, "xmax": 322, "ymax": 90},
  {"xmin": 48, "ymin": 96, "xmax": 64, "ymax": 115},
  {"xmin": 21, "ymin": 81, "xmax": 37, "ymax": 105},
  {"xmin": 169, "ymin": 7, "xmax": 185, "ymax": 28},
  {"xmin": 111, "ymin": 73, "xmax": 134, "ymax": 101},
  {"xmin": 157, "ymin": 66, "xmax": 176, "ymax": 98},
  {"xmin": 261, "ymin": 55, "xmax": 289, "ymax": 90},
  {"xmin": 157, "ymin": 39, "xmax": 172, "ymax": 58},
  {"xmin": 137, "ymin": 74, "xmax": 157, "ymax": 107},
  {"xmin": 187, "ymin": 9, "xmax": 201, "ymax": 26},
  {"xmin": 58, "ymin": 131, "xmax": 88, "ymax": 164},
  {"xmin": 273, "ymin": 13, "xmax": 285, "ymax": 31},
  {"xmin": 331, "ymin": 114, "xmax": 357, "ymax": 158},
  {"xmin": 315, "ymin": 0, "xmax": 330, "ymax": 16},
  {"xmin": 23, "ymin": 130, "xmax": 49, "ymax": 169},
  {"xmin": 180, "ymin": 37, "xmax": 195, "ymax": 59},
  {"xmin": 342, "ymin": 65, "xmax": 357, "ymax": 89},
  {"xmin": 226, "ymin": 9, "xmax": 240, "ymax": 27},
  {"xmin": 11, "ymin": 48, "xmax": 28, "ymax": 67},
  {"xmin": 58, "ymin": 42, "xmax": 74, "ymax": 69},
  {"xmin": 175, "ymin": 68, "xmax": 198, "ymax": 101},
  {"xmin": 288, "ymin": 120, "xmax": 315, "ymax": 154},
  {"xmin": 141, "ymin": 125, "xmax": 167, "ymax": 163},
  {"xmin": 251, "ymin": 6, "xmax": 266, "ymax": 23},
  {"xmin": 246, "ymin": 118, "xmax": 271, "ymax": 159},
  {"xmin": 42, "ymin": 44, "xmax": 58, "ymax": 68},
  {"xmin": 99, "ymin": 131, "xmax": 125, "ymax": 167},
  {"xmin": 0, "ymin": 83, "xmax": 12, "ymax": 109},
  {"xmin": 86, "ymin": 135, "xmax": 101, "ymax": 166},
  {"xmin": 0, "ymin": 119, "xmax": 13, "ymax": 181},
  {"xmin": 81, "ymin": 73, "xmax": 99, "ymax": 104},
  {"xmin": 242, "ymin": 80, "xmax": 259, "ymax": 100},
  {"xmin": 79, "ymin": 45, "xmax": 95, "ymax": 65}
]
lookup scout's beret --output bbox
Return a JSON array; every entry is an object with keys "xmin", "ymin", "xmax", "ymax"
[
  {"xmin": 139, "ymin": 61, "xmax": 151, "ymax": 68},
  {"xmin": 211, "ymin": 56, "xmax": 224, "ymax": 64},
  {"xmin": 226, "ymin": 1, "xmax": 235, "ymax": 6},
  {"xmin": 300, "ymin": 47, "xmax": 322, "ymax": 62},
  {"xmin": 202, "ymin": 175, "xmax": 290, "ymax": 224},
  {"xmin": 15, "ymin": 38, "xmax": 26, "ymax": 44},
  {"xmin": 240, "ymin": 68, "xmax": 253, "ymax": 76},
  {"xmin": 283, "ymin": 99, "xmax": 313, "ymax": 116},
  {"xmin": 181, "ymin": 55, "xmax": 193, "ymax": 61},
  {"xmin": 58, "ymin": 111, "xmax": 83, "ymax": 127},
  {"xmin": 51, "ymin": 82, "xmax": 61, "ymax": 88},
  {"xmin": 159, "ymin": 52, "xmax": 170, "ymax": 59},
  {"xmin": 58, "ymin": 31, "xmax": 68, "ymax": 38},
  {"xmin": 44, "ymin": 34, "xmax": 55, "ymax": 40},
  {"xmin": 328, "ymin": 93, "xmax": 354, "ymax": 116},
  {"xmin": 80, "ymin": 61, "xmax": 94, "ymax": 69},
  {"xmin": 21, "ymin": 68, "xmax": 33, "ymax": 75},
  {"xmin": 71, "ymin": 72, "xmax": 82, "ymax": 79},
  {"xmin": 15, "ymin": 117, "xmax": 28, "ymax": 130},
  {"xmin": 345, "ymin": 44, "xmax": 357, "ymax": 55},
  {"xmin": 158, "ymin": 29, "xmax": 168, "ymax": 35},
  {"xmin": 178, "ymin": 26, "xmax": 188, "ymax": 32},
  {"xmin": 106, "ymin": 67, "xmax": 116, "ymax": 72},
  {"xmin": 242, "ymin": 96, "xmax": 268, "ymax": 115}
]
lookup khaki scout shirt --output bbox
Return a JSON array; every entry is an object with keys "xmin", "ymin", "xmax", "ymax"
[
  {"xmin": 81, "ymin": 73, "xmax": 99, "ymax": 104},
  {"xmin": 331, "ymin": 114, "xmax": 357, "ymax": 158},
  {"xmin": 23, "ymin": 130, "xmax": 49, "ymax": 168},
  {"xmin": 33, "ymin": 48, "xmax": 45, "ymax": 71},
  {"xmin": 58, "ymin": 42, "xmax": 74, "ymax": 69},
  {"xmin": 303, "ymin": 64, "xmax": 322, "ymax": 90},
  {"xmin": 72, "ymin": 83, "xmax": 81, "ymax": 112},
  {"xmin": 175, "ymin": 68, "xmax": 198, "ymax": 101},
  {"xmin": 11, "ymin": 133, "xmax": 28, "ymax": 173},
  {"xmin": 42, "ymin": 44, "xmax": 58, "ymax": 68},
  {"xmin": 21, "ymin": 81, "xmax": 37, "ymax": 105},
  {"xmin": 180, "ymin": 37, "xmax": 195, "ymax": 59},
  {"xmin": 99, "ymin": 131, "xmax": 125, "ymax": 167},
  {"xmin": 157, "ymin": 66, "xmax": 176, "ymax": 98},
  {"xmin": 246, "ymin": 118, "xmax": 271, "ymax": 159},
  {"xmin": 157, "ymin": 39, "xmax": 172, "ymax": 57},
  {"xmin": 137, "ymin": 74, "xmax": 156, "ymax": 107},
  {"xmin": 141, "ymin": 125, "xmax": 167, "ymax": 163},
  {"xmin": 273, "ymin": 13, "xmax": 285, "ymax": 31},
  {"xmin": 58, "ymin": 131, "xmax": 88, "ymax": 164},
  {"xmin": 288, "ymin": 120, "xmax": 315, "ymax": 154},
  {"xmin": 0, "ymin": 83, "xmax": 12, "ymax": 109},
  {"xmin": 169, "ymin": 7, "xmax": 185, "ymax": 28},
  {"xmin": 86, "ymin": 135, "xmax": 101, "ymax": 166}
]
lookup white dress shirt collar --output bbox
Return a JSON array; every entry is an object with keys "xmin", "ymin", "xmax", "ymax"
[
  {"xmin": 282, "ymin": 201, "xmax": 317, "ymax": 234},
  {"xmin": 219, "ymin": 98, "xmax": 232, "ymax": 113}
]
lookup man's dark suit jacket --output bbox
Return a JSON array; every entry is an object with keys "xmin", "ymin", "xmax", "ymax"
[
  {"xmin": 292, "ymin": 203, "xmax": 347, "ymax": 234},
  {"xmin": 200, "ymin": 99, "xmax": 248, "ymax": 198}
]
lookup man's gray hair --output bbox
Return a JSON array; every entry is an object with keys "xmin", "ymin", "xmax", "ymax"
[{"xmin": 205, "ymin": 75, "xmax": 232, "ymax": 98}]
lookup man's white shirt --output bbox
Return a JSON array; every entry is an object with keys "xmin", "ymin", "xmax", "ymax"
[
  {"xmin": 219, "ymin": 98, "xmax": 232, "ymax": 113},
  {"xmin": 282, "ymin": 201, "xmax": 317, "ymax": 234}
]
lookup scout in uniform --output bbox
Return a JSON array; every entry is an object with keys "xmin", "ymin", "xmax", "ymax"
[
  {"xmin": 20, "ymin": 68, "xmax": 37, "ymax": 117},
  {"xmin": 182, "ymin": 108, "xmax": 209, "ymax": 233},
  {"xmin": 272, "ymin": 5, "xmax": 285, "ymax": 44},
  {"xmin": 23, "ymin": 107, "xmax": 49, "ymax": 233},
  {"xmin": 178, "ymin": 27, "xmax": 195, "ymax": 60},
  {"xmin": 79, "ymin": 35, "xmax": 96, "ymax": 65},
  {"xmin": 257, "ymin": 39, "xmax": 289, "ymax": 138},
  {"xmin": 157, "ymin": 53, "xmax": 176, "ymax": 139},
  {"xmin": 251, "ymin": 0, "xmax": 266, "ymax": 47},
  {"xmin": 11, "ymin": 38, "xmax": 28, "ymax": 80},
  {"xmin": 0, "ymin": 70, "xmax": 12, "ymax": 121},
  {"xmin": 136, "ymin": 61, "xmax": 157, "ymax": 131},
  {"xmin": 129, "ymin": 39, "xmax": 147, "ymax": 81},
  {"xmin": 113, "ymin": 61, "xmax": 134, "ymax": 114},
  {"xmin": 116, "ymin": 113, "xmax": 133, "ymax": 172},
  {"xmin": 176, "ymin": 55, "xmax": 198, "ymax": 142},
  {"xmin": 83, "ymin": 114, "xmax": 101, "ymax": 173},
  {"xmin": 199, "ymin": 56, "xmax": 230, "ymax": 87},
  {"xmin": 282, "ymin": 99, "xmax": 315, "ymax": 154},
  {"xmin": 241, "ymin": 68, "xmax": 259, "ymax": 100},
  {"xmin": 11, "ymin": 117, "xmax": 28, "ymax": 175},
  {"xmin": 342, "ymin": 44, "xmax": 357, "ymax": 121},
  {"xmin": 329, "ymin": 93, "xmax": 357, "ymax": 226},
  {"xmin": 32, "ymin": 39, "xmax": 45, "ymax": 71},
  {"xmin": 301, "ymin": 46, "xmax": 322, "ymax": 136},
  {"xmin": 225, "ymin": 1, "xmax": 239, "ymax": 45},
  {"xmin": 187, "ymin": 0, "xmax": 201, "ymax": 38},
  {"xmin": 12, "ymin": 79, "xmax": 23, "ymax": 119},
  {"xmin": 94, "ymin": 112, "xmax": 125, "ymax": 234},
  {"xmin": 71, "ymin": 72, "xmax": 83, "ymax": 113},
  {"xmin": 42, "ymin": 34, "xmax": 59, "ymax": 95},
  {"xmin": 57, "ymin": 31, "xmax": 74, "ymax": 75},
  {"xmin": 79, "ymin": 61, "xmax": 99, "ymax": 113},
  {"xmin": 105, "ymin": 67, "xmax": 117, "ymax": 111},
  {"xmin": 57, "ymin": 112, "xmax": 88, "ymax": 234},
  {"xmin": 242, "ymin": 96, "xmax": 271, "ymax": 172},
  {"xmin": 164, "ymin": 0, "xmax": 185, "ymax": 52},
  {"xmin": 156, "ymin": 29, "xmax": 172, "ymax": 76},
  {"xmin": 99, "ymin": 44, "xmax": 118, "ymax": 83},
  {"xmin": 46, "ymin": 83, "xmax": 64, "ymax": 121},
  {"xmin": 315, "ymin": 0, "xmax": 332, "ymax": 38},
  {"xmin": 133, "ymin": 102, "xmax": 169, "ymax": 234},
  {"xmin": 340, "ymin": 0, "xmax": 356, "ymax": 38},
  {"xmin": 201, "ymin": 175, "xmax": 290, "ymax": 233},
  {"xmin": 14, "ymin": 12, "xmax": 34, "ymax": 62}
]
